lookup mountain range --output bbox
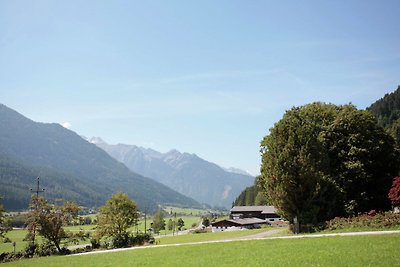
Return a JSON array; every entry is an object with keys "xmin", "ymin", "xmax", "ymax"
[
  {"xmin": 0, "ymin": 104, "xmax": 200, "ymax": 211},
  {"xmin": 89, "ymin": 137, "xmax": 255, "ymax": 208}
]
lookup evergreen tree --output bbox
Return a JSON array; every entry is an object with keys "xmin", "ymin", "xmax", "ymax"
[
  {"xmin": 167, "ymin": 218, "xmax": 173, "ymax": 231},
  {"xmin": 152, "ymin": 209, "xmax": 165, "ymax": 233},
  {"xmin": 177, "ymin": 218, "xmax": 185, "ymax": 231}
]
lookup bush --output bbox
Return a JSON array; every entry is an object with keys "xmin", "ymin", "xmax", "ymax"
[
  {"xmin": 192, "ymin": 229, "xmax": 207, "ymax": 234},
  {"xmin": 24, "ymin": 242, "xmax": 38, "ymax": 257},
  {"xmin": 112, "ymin": 232, "xmax": 131, "ymax": 248},
  {"xmin": 90, "ymin": 238, "xmax": 101, "ymax": 249},
  {"xmin": 36, "ymin": 242, "xmax": 58, "ymax": 257},
  {"xmin": 111, "ymin": 232, "xmax": 155, "ymax": 248},
  {"xmin": 3, "ymin": 237, "xmax": 12, "ymax": 243},
  {"xmin": 326, "ymin": 212, "xmax": 400, "ymax": 231}
]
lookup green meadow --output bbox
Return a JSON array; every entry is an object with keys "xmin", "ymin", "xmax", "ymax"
[
  {"xmin": 2, "ymin": 233, "xmax": 399, "ymax": 266},
  {"xmin": 0, "ymin": 216, "xmax": 201, "ymax": 253},
  {"xmin": 162, "ymin": 206, "xmax": 216, "ymax": 216},
  {"xmin": 156, "ymin": 228, "xmax": 273, "ymax": 245}
]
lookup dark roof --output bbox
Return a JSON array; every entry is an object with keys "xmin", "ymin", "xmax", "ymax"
[
  {"xmin": 230, "ymin": 218, "xmax": 267, "ymax": 225},
  {"xmin": 230, "ymin": 205, "xmax": 277, "ymax": 214},
  {"xmin": 212, "ymin": 217, "xmax": 268, "ymax": 227}
]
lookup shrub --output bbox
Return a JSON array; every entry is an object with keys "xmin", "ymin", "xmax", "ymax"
[
  {"xmin": 192, "ymin": 229, "xmax": 207, "ymax": 234},
  {"xmin": 111, "ymin": 232, "xmax": 155, "ymax": 248},
  {"xmin": 325, "ymin": 212, "xmax": 400, "ymax": 231},
  {"xmin": 90, "ymin": 238, "xmax": 101, "ymax": 249}
]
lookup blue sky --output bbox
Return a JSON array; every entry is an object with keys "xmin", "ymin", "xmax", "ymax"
[{"xmin": 0, "ymin": 0, "xmax": 399, "ymax": 175}]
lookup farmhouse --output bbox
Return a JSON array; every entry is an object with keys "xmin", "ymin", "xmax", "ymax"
[
  {"xmin": 211, "ymin": 205, "xmax": 282, "ymax": 232},
  {"xmin": 211, "ymin": 217, "xmax": 267, "ymax": 229},
  {"xmin": 230, "ymin": 205, "xmax": 280, "ymax": 221}
]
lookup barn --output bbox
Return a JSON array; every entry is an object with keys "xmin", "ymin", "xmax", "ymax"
[
  {"xmin": 211, "ymin": 205, "xmax": 282, "ymax": 232},
  {"xmin": 230, "ymin": 205, "xmax": 280, "ymax": 221}
]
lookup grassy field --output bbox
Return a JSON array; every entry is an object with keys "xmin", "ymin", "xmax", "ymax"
[
  {"xmin": 162, "ymin": 206, "xmax": 217, "ymax": 216},
  {"xmin": 156, "ymin": 228, "xmax": 272, "ymax": 245},
  {"xmin": 0, "ymin": 224, "xmax": 97, "ymax": 253},
  {"xmin": 0, "ymin": 229, "xmax": 33, "ymax": 253},
  {"xmin": 0, "ymin": 216, "xmax": 202, "ymax": 253},
  {"xmin": 2, "ymin": 233, "xmax": 399, "ymax": 266},
  {"xmin": 320, "ymin": 225, "xmax": 400, "ymax": 234}
]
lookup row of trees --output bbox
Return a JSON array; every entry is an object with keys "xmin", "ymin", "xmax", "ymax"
[
  {"xmin": 24, "ymin": 192, "xmax": 150, "ymax": 251},
  {"xmin": 1, "ymin": 192, "xmax": 188, "ymax": 254},
  {"xmin": 152, "ymin": 208, "xmax": 184, "ymax": 233},
  {"xmin": 259, "ymin": 103, "xmax": 399, "ymax": 228}
]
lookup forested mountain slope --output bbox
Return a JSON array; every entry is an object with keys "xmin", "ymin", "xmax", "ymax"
[
  {"xmin": 367, "ymin": 85, "xmax": 400, "ymax": 143},
  {"xmin": 91, "ymin": 138, "xmax": 254, "ymax": 208},
  {"xmin": 0, "ymin": 104, "xmax": 200, "ymax": 211}
]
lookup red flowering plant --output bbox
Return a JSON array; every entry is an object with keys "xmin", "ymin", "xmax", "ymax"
[{"xmin": 388, "ymin": 176, "xmax": 400, "ymax": 207}]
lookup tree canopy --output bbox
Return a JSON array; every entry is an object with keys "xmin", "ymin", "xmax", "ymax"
[
  {"xmin": 260, "ymin": 103, "xmax": 398, "ymax": 227},
  {"xmin": 26, "ymin": 196, "xmax": 80, "ymax": 252},
  {"xmin": 151, "ymin": 208, "xmax": 165, "ymax": 233},
  {"xmin": 177, "ymin": 218, "xmax": 185, "ymax": 231},
  {"xmin": 97, "ymin": 193, "xmax": 138, "ymax": 238}
]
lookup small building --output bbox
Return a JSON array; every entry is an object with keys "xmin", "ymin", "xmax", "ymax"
[{"xmin": 211, "ymin": 205, "xmax": 283, "ymax": 232}]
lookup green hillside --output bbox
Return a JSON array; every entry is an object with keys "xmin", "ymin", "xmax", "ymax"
[
  {"xmin": 367, "ymin": 85, "xmax": 400, "ymax": 143},
  {"xmin": 0, "ymin": 104, "xmax": 201, "ymax": 211}
]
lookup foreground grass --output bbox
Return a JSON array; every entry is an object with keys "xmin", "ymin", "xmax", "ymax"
[
  {"xmin": 156, "ymin": 228, "xmax": 272, "ymax": 245},
  {"xmin": 3, "ymin": 233, "xmax": 399, "ymax": 266},
  {"xmin": 320, "ymin": 225, "xmax": 400, "ymax": 234}
]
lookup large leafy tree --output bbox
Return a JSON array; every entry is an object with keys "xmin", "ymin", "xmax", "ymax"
[
  {"xmin": 97, "ymin": 193, "xmax": 138, "ymax": 238},
  {"xmin": 322, "ymin": 106, "xmax": 398, "ymax": 214},
  {"xmin": 260, "ymin": 103, "xmax": 398, "ymax": 228},
  {"xmin": 260, "ymin": 103, "xmax": 340, "ymax": 225},
  {"xmin": 26, "ymin": 196, "xmax": 80, "ymax": 252}
]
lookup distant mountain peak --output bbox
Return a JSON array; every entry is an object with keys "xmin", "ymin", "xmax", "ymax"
[
  {"xmin": 90, "ymin": 137, "xmax": 255, "ymax": 208},
  {"xmin": 224, "ymin": 167, "xmax": 254, "ymax": 176}
]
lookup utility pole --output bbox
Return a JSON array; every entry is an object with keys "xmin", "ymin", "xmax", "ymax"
[
  {"xmin": 29, "ymin": 177, "xmax": 45, "ymax": 243},
  {"xmin": 30, "ymin": 177, "xmax": 45, "ymax": 197},
  {"xmin": 144, "ymin": 208, "xmax": 147, "ymax": 234}
]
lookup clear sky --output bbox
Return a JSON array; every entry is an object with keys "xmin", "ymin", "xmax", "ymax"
[{"xmin": 0, "ymin": 0, "xmax": 399, "ymax": 175}]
